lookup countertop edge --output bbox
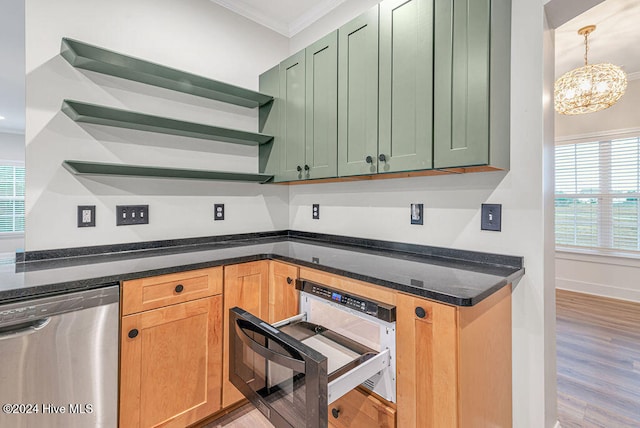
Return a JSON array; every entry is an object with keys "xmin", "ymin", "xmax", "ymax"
[{"xmin": 3, "ymin": 252, "xmax": 525, "ymax": 307}]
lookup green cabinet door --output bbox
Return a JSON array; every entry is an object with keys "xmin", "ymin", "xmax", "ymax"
[
  {"xmin": 279, "ymin": 50, "xmax": 306, "ymax": 181},
  {"xmin": 258, "ymin": 65, "xmax": 280, "ymax": 176},
  {"xmin": 433, "ymin": 0, "xmax": 490, "ymax": 168},
  {"xmin": 305, "ymin": 31, "xmax": 338, "ymax": 180},
  {"xmin": 379, "ymin": 0, "xmax": 433, "ymax": 174},
  {"xmin": 338, "ymin": 6, "xmax": 379, "ymax": 177}
]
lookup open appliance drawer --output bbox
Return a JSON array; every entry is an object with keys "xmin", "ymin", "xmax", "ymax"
[{"xmin": 229, "ymin": 280, "xmax": 396, "ymax": 428}]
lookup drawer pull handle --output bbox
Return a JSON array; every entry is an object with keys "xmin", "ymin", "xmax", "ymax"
[
  {"xmin": 365, "ymin": 155, "xmax": 373, "ymax": 164},
  {"xmin": 297, "ymin": 165, "xmax": 302, "ymax": 172},
  {"xmin": 415, "ymin": 307, "xmax": 427, "ymax": 319},
  {"xmin": 331, "ymin": 408, "xmax": 340, "ymax": 419},
  {"xmin": 175, "ymin": 284, "xmax": 184, "ymax": 293},
  {"xmin": 379, "ymin": 153, "xmax": 387, "ymax": 162},
  {"xmin": 128, "ymin": 329, "xmax": 139, "ymax": 339},
  {"xmin": 286, "ymin": 277, "xmax": 293, "ymax": 284}
]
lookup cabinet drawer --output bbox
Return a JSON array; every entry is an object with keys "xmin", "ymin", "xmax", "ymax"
[
  {"xmin": 122, "ymin": 267, "xmax": 222, "ymax": 315},
  {"xmin": 329, "ymin": 388, "xmax": 396, "ymax": 428}
]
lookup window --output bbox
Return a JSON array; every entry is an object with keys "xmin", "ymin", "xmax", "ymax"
[
  {"xmin": 0, "ymin": 165, "xmax": 25, "ymax": 234},
  {"xmin": 555, "ymin": 137, "xmax": 640, "ymax": 255}
]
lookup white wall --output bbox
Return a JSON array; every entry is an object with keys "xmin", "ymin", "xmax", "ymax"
[
  {"xmin": 557, "ymin": 251, "xmax": 640, "ymax": 301},
  {"xmin": 25, "ymin": 0, "xmax": 290, "ymax": 251},
  {"xmin": 555, "ymin": 78, "xmax": 640, "ymax": 302},
  {"xmin": 289, "ymin": 0, "xmax": 556, "ymax": 426},
  {"xmin": 0, "ymin": 132, "xmax": 25, "ymax": 254}
]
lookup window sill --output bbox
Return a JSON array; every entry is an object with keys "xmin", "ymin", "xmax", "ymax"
[{"xmin": 556, "ymin": 247, "xmax": 640, "ymax": 268}]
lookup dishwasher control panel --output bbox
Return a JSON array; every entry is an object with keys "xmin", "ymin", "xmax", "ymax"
[{"xmin": 296, "ymin": 279, "xmax": 396, "ymax": 322}]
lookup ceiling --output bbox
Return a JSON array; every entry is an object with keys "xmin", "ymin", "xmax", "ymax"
[
  {"xmin": 0, "ymin": 0, "xmax": 25, "ymax": 134},
  {"xmin": 209, "ymin": 0, "xmax": 348, "ymax": 38},
  {"xmin": 555, "ymin": 0, "xmax": 640, "ymax": 80}
]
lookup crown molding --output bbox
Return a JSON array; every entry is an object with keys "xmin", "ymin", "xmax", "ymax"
[
  {"xmin": 289, "ymin": 0, "xmax": 349, "ymax": 36},
  {"xmin": 210, "ymin": 0, "xmax": 347, "ymax": 38},
  {"xmin": 209, "ymin": 0, "xmax": 289, "ymax": 36}
]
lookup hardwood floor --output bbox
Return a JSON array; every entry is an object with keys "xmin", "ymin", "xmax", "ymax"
[{"xmin": 557, "ymin": 289, "xmax": 640, "ymax": 428}]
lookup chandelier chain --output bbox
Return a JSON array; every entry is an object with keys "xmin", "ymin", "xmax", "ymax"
[{"xmin": 583, "ymin": 31, "xmax": 589, "ymax": 66}]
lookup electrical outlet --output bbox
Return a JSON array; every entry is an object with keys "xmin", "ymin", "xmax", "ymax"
[
  {"xmin": 481, "ymin": 204, "xmax": 502, "ymax": 231},
  {"xmin": 410, "ymin": 203, "xmax": 424, "ymax": 225},
  {"xmin": 214, "ymin": 204, "xmax": 225, "ymax": 221},
  {"xmin": 116, "ymin": 205, "xmax": 149, "ymax": 226},
  {"xmin": 77, "ymin": 205, "xmax": 96, "ymax": 227},
  {"xmin": 312, "ymin": 204, "xmax": 320, "ymax": 220}
]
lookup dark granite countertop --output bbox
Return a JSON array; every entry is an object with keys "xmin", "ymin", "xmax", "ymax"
[{"xmin": 1, "ymin": 231, "xmax": 524, "ymax": 306}]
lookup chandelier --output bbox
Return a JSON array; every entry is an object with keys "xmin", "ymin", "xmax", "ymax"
[{"xmin": 554, "ymin": 25, "xmax": 627, "ymax": 115}]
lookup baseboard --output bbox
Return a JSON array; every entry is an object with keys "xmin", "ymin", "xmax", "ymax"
[{"xmin": 556, "ymin": 278, "xmax": 640, "ymax": 303}]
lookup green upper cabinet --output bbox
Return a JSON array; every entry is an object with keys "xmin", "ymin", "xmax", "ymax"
[
  {"xmin": 279, "ymin": 50, "xmax": 307, "ymax": 181},
  {"xmin": 433, "ymin": 0, "xmax": 510, "ymax": 170},
  {"xmin": 379, "ymin": 0, "xmax": 434, "ymax": 173},
  {"xmin": 258, "ymin": 65, "xmax": 280, "ymax": 177},
  {"xmin": 338, "ymin": 6, "xmax": 379, "ymax": 177},
  {"xmin": 305, "ymin": 31, "xmax": 338, "ymax": 180}
]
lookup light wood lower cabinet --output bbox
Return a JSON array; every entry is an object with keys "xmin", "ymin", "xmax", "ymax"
[
  {"xmin": 268, "ymin": 261, "xmax": 299, "ymax": 323},
  {"xmin": 328, "ymin": 387, "xmax": 396, "ymax": 428},
  {"xmin": 221, "ymin": 261, "xmax": 270, "ymax": 408},
  {"xmin": 120, "ymin": 295, "xmax": 223, "ymax": 428},
  {"xmin": 396, "ymin": 285, "xmax": 512, "ymax": 427}
]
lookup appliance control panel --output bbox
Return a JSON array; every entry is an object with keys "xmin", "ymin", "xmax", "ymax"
[{"xmin": 296, "ymin": 279, "xmax": 396, "ymax": 322}]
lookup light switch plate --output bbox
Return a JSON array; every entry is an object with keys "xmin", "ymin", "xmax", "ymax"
[
  {"xmin": 116, "ymin": 205, "xmax": 149, "ymax": 226},
  {"xmin": 312, "ymin": 204, "xmax": 320, "ymax": 220},
  {"xmin": 77, "ymin": 205, "xmax": 96, "ymax": 227},
  {"xmin": 410, "ymin": 203, "xmax": 423, "ymax": 225},
  {"xmin": 481, "ymin": 204, "xmax": 502, "ymax": 231}
]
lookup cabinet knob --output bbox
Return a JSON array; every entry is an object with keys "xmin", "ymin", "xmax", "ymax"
[
  {"xmin": 286, "ymin": 277, "xmax": 293, "ymax": 284},
  {"xmin": 331, "ymin": 408, "xmax": 340, "ymax": 419},
  {"xmin": 175, "ymin": 284, "xmax": 184, "ymax": 293},
  {"xmin": 379, "ymin": 153, "xmax": 387, "ymax": 162},
  {"xmin": 365, "ymin": 155, "xmax": 373, "ymax": 164},
  {"xmin": 297, "ymin": 165, "xmax": 302, "ymax": 172},
  {"xmin": 415, "ymin": 307, "xmax": 427, "ymax": 319},
  {"xmin": 304, "ymin": 165, "xmax": 310, "ymax": 171},
  {"xmin": 128, "ymin": 329, "xmax": 139, "ymax": 339}
]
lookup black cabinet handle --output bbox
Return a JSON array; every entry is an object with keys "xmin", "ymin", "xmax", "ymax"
[
  {"xmin": 331, "ymin": 408, "xmax": 340, "ymax": 419},
  {"xmin": 297, "ymin": 165, "xmax": 302, "ymax": 172},
  {"xmin": 175, "ymin": 284, "xmax": 184, "ymax": 293},
  {"xmin": 365, "ymin": 155, "xmax": 373, "ymax": 164},
  {"xmin": 415, "ymin": 307, "xmax": 427, "ymax": 319},
  {"xmin": 286, "ymin": 277, "xmax": 293, "ymax": 284},
  {"xmin": 304, "ymin": 164, "xmax": 310, "ymax": 171},
  {"xmin": 379, "ymin": 153, "xmax": 387, "ymax": 162},
  {"xmin": 128, "ymin": 329, "xmax": 139, "ymax": 339}
]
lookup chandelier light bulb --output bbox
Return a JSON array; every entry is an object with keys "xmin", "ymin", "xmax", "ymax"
[{"xmin": 554, "ymin": 25, "xmax": 627, "ymax": 115}]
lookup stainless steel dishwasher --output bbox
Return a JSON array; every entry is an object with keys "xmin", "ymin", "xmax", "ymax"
[{"xmin": 0, "ymin": 285, "xmax": 119, "ymax": 428}]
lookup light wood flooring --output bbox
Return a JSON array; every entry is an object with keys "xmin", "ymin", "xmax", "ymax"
[{"xmin": 556, "ymin": 289, "xmax": 640, "ymax": 428}]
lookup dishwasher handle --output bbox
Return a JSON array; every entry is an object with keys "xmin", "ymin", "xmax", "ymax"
[{"xmin": 0, "ymin": 318, "xmax": 51, "ymax": 341}]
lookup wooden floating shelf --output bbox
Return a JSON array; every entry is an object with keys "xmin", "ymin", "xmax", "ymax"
[
  {"xmin": 63, "ymin": 160, "xmax": 274, "ymax": 184},
  {"xmin": 62, "ymin": 100, "xmax": 273, "ymax": 146},
  {"xmin": 60, "ymin": 38, "xmax": 273, "ymax": 108}
]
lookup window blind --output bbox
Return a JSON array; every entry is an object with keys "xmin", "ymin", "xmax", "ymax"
[
  {"xmin": 555, "ymin": 137, "xmax": 640, "ymax": 254},
  {"xmin": 0, "ymin": 165, "xmax": 25, "ymax": 233}
]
